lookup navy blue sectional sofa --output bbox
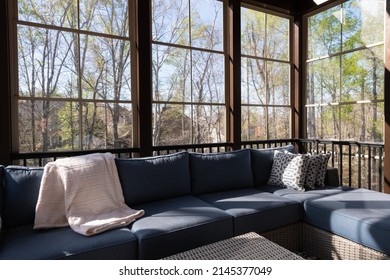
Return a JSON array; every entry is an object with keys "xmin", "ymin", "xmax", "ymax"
[{"xmin": 0, "ymin": 145, "xmax": 389, "ymax": 259}]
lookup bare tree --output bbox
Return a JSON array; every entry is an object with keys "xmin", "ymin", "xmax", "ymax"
[
  {"xmin": 241, "ymin": 9, "xmax": 289, "ymax": 140},
  {"xmin": 18, "ymin": 0, "xmax": 75, "ymax": 152}
]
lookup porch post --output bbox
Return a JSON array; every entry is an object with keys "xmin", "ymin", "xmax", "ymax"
[
  {"xmin": 137, "ymin": 0, "xmax": 153, "ymax": 157},
  {"xmin": 228, "ymin": 0, "xmax": 241, "ymax": 151},
  {"xmin": 0, "ymin": 0, "xmax": 11, "ymax": 165},
  {"xmin": 384, "ymin": 0, "xmax": 390, "ymax": 193},
  {"xmin": 292, "ymin": 13, "xmax": 303, "ymax": 153}
]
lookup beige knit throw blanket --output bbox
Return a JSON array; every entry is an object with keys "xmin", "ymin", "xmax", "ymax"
[{"xmin": 34, "ymin": 153, "xmax": 144, "ymax": 236}]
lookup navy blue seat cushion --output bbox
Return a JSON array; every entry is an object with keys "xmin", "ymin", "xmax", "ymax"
[
  {"xmin": 3, "ymin": 166, "xmax": 44, "ymax": 228},
  {"xmin": 197, "ymin": 188, "xmax": 301, "ymax": 235},
  {"xmin": 190, "ymin": 149, "xmax": 254, "ymax": 195},
  {"xmin": 304, "ymin": 188, "xmax": 390, "ymax": 255},
  {"xmin": 130, "ymin": 195, "xmax": 233, "ymax": 259},
  {"xmin": 250, "ymin": 145, "xmax": 295, "ymax": 186},
  {"xmin": 260, "ymin": 184, "xmax": 353, "ymax": 204},
  {"xmin": 0, "ymin": 225, "xmax": 138, "ymax": 260},
  {"xmin": 115, "ymin": 151, "xmax": 191, "ymax": 205}
]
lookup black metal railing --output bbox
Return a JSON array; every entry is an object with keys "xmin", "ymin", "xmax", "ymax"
[
  {"xmin": 11, "ymin": 147, "xmax": 141, "ymax": 167},
  {"xmin": 10, "ymin": 143, "xmax": 233, "ymax": 166},
  {"xmin": 242, "ymin": 138, "xmax": 384, "ymax": 192},
  {"xmin": 152, "ymin": 142, "xmax": 233, "ymax": 155},
  {"xmin": 298, "ymin": 139, "xmax": 384, "ymax": 192},
  {"xmin": 10, "ymin": 139, "xmax": 384, "ymax": 192},
  {"xmin": 241, "ymin": 139, "xmax": 298, "ymax": 149}
]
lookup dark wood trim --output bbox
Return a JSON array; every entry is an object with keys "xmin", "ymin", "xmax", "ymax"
[
  {"xmin": 243, "ymin": 0, "xmax": 342, "ymax": 16},
  {"xmin": 242, "ymin": 0, "xmax": 294, "ymax": 15},
  {"xmin": 292, "ymin": 16, "xmax": 302, "ymax": 140},
  {"xmin": 228, "ymin": 0, "xmax": 241, "ymax": 150},
  {"xmin": 136, "ymin": 0, "xmax": 153, "ymax": 157},
  {"xmin": 384, "ymin": 0, "xmax": 390, "ymax": 194},
  {"xmin": 294, "ymin": 0, "xmax": 343, "ymax": 16},
  {"xmin": 0, "ymin": 0, "xmax": 11, "ymax": 165}
]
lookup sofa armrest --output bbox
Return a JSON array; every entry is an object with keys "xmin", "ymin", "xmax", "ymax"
[{"xmin": 324, "ymin": 167, "xmax": 340, "ymax": 186}]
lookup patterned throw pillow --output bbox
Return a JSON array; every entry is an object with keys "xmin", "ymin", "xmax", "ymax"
[
  {"xmin": 315, "ymin": 153, "xmax": 331, "ymax": 187},
  {"xmin": 304, "ymin": 155, "xmax": 322, "ymax": 189},
  {"xmin": 268, "ymin": 151, "xmax": 310, "ymax": 192},
  {"xmin": 304, "ymin": 153, "xmax": 331, "ymax": 189}
]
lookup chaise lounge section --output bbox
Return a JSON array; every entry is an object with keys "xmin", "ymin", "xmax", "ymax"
[
  {"xmin": 304, "ymin": 188, "xmax": 390, "ymax": 259},
  {"xmin": 0, "ymin": 145, "xmax": 389, "ymax": 260}
]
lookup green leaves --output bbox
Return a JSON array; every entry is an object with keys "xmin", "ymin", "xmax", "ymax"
[{"xmin": 306, "ymin": 0, "xmax": 385, "ymax": 142}]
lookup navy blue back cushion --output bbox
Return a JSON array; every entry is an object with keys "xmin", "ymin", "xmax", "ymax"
[
  {"xmin": 250, "ymin": 145, "xmax": 295, "ymax": 186},
  {"xmin": 190, "ymin": 149, "xmax": 254, "ymax": 195},
  {"xmin": 115, "ymin": 151, "xmax": 191, "ymax": 205},
  {"xmin": 3, "ymin": 166, "xmax": 44, "ymax": 228}
]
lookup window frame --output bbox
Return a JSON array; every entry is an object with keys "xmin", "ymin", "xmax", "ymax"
[
  {"xmin": 303, "ymin": 0, "xmax": 385, "ymax": 142},
  {"xmin": 9, "ymin": 0, "xmax": 138, "ymax": 153},
  {"xmin": 7, "ymin": 0, "xmax": 298, "ymax": 155},
  {"xmin": 151, "ymin": 0, "xmax": 228, "ymax": 146},
  {"xmin": 240, "ymin": 3, "xmax": 294, "ymax": 141}
]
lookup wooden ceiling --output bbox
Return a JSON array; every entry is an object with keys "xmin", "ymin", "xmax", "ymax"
[{"xmin": 250, "ymin": 0, "xmax": 339, "ymax": 15}]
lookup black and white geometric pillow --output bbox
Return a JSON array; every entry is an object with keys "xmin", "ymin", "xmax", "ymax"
[
  {"xmin": 268, "ymin": 151, "xmax": 310, "ymax": 192},
  {"xmin": 304, "ymin": 154, "xmax": 325, "ymax": 189},
  {"xmin": 315, "ymin": 153, "xmax": 331, "ymax": 187}
]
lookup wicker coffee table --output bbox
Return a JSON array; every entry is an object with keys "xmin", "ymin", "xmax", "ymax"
[{"xmin": 163, "ymin": 232, "xmax": 304, "ymax": 260}]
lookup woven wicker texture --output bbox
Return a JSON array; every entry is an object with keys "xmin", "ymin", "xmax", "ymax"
[
  {"xmin": 261, "ymin": 223, "xmax": 302, "ymax": 253},
  {"xmin": 163, "ymin": 232, "xmax": 304, "ymax": 260},
  {"xmin": 302, "ymin": 223, "xmax": 390, "ymax": 260}
]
